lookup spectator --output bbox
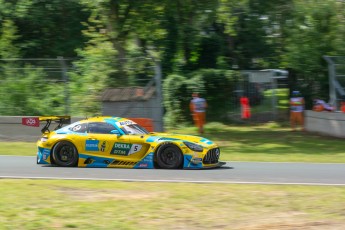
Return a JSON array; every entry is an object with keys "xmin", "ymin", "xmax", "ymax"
[
  {"xmin": 312, "ymin": 99, "xmax": 334, "ymax": 112},
  {"xmin": 240, "ymin": 96, "xmax": 251, "ymax": 119},
  {"xmin": 190, "ymin": 93, "xmax": 207, "ymax": 134},
  {"xmin": 340, "ymin": 100, "xmax": 345, "ymax": 113},
  {"xmin": 290, "ymin": 90, "xmax": 305, "ymax": 131}
]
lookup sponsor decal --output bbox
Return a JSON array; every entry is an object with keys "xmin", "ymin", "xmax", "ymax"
[
  {"xmin": 184, "ymin": 155, "xmax": 202, "ymax": 168},
  {"xmin": 22, "ymin": 117, "xmax": 39, "ymax": 127},
  {"xmin": 42, "ymin": 149, "xmax": 50, "ymax": 160},
  {"xmin": 86, "ymin": 140, "xmax": 99, "ymax": 151},
  {"xmin": 72, "ymin": 125, "xmax": 81, "ymax": 132},
  {"xmin": 134, "ymin": 152, "xmax": 154, "ymax": 169},
  {"xmin": 111, "ymin": 142, "xmax": 142, "ymax": 155},
  {"xmin": 117, "ymin": 120, "xmax": 134, "ymax": 126},
  {"xmin": 100, "ymin": 140, "xmax": 110, "ymax": 152},
  {"xmin": 128, "ymin": 144, "xmax": 142, "ymax": 155}
]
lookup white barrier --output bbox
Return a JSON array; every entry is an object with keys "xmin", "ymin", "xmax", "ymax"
[{"xmin": 305, "ymin": 110, "xmax": 345, "ymax": 138}]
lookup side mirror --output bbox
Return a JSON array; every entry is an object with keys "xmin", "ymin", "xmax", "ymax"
[{"xmin": 110, "ymin": 130, "xmax": 121, "ymax": 135}]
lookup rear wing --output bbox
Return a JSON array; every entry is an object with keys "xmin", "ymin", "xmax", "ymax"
[{"xmin": 22, "ymin": 116, "xmax": 71, "ymax": 133}]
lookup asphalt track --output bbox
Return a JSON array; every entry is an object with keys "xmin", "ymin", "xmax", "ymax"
[{"xmin": 1, "ymin": 156, "xmax": 345, "ymax": 186}]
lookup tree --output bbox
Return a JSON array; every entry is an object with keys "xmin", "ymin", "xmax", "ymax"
[
  {"xmin": 163, "ymin": 69, "xmax": 238, "ymax": 126},
  {"xmin": 69, "ymin": 15, "xmax": 118, "ymax": 116},
  {"xmin": 0, "ymin": 19, "xmax": 65, "ymax": 115},
  {"xmin": 0, "ymin": 20, "xmax": 20, "ymax": 59},
  {"xmin": 79, "ymin": 0, "xmax": 166, "ymax": 85},
  {"xmin": 282, "ymin": 0, "xmax": 343, "ymax": 107}
]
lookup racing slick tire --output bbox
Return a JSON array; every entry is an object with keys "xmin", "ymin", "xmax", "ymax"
[
  {"xmin": 51, "ymin": 141, "xmax": 78, "ymax": 167},
  {"xmin": 156, "ymin": 143, "xmax": 183, "ymax": 169}
]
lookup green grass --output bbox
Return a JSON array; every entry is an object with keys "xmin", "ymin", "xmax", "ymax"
[
  {"xmin": 169, "ymin": 122, "xmax": 345, "ymax": 163},
  {"xmin": 1, "ymin": 121, "xmax": 345, "ymax": 229},
  {"xmin": 0, "ymin": 179, "xmax": 344, "ymax": 229},
  {"xmin": 0, "ymin": 142, "xmax": 37, "ymax": 156},
  {"xmin": 2, "ymin": 122, "xmax": 345, "ymax": 163}
]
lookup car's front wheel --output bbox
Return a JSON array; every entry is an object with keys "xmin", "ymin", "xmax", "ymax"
[
  {"xmin": 51, "ymin": 141, "xmax": 78, "ymax": 167},
  {"xmin": 156, "ymin": 143, "xmax": 183, "ymax": 169}
]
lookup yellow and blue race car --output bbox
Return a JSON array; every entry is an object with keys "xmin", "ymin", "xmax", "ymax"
[{"xmin": 35, "ymin": 116, "xmax": 223, "ymax": 169}]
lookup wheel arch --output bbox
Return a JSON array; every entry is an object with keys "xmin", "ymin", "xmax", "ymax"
[
  {"xmin": 51, "ymin": 137, "xmax": 80, "ymax": 153},
  {"xmin": 153, "ymin": 142, "xmax": 184, "ymax": 169},
  {"xmin": 51, "ymin": 139, "xmax": 79, "ymax": 167}
]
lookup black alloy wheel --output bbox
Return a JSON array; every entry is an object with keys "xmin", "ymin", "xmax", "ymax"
[
  {"xmin": 156, "ymin": 143, "xmax": 183, "ymax": 169},
  {"xmin": 52, "ymin": 141, "xmax": 78, "ymax": 167}
]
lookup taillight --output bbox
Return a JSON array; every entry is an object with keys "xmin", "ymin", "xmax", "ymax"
[{"xmin": 40, "ymin": 137, "xmax": 49, "ymax": 142}]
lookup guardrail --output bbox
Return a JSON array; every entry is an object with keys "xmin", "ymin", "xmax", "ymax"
[{"xmin": 305, "ymin": 110, "xmax": 345, "ymax": 138}]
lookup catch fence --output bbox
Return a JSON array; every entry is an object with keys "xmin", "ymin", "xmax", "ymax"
[
  {"xmin": 324, "ymin": 56, "xmax": 345, "ymax": 110},
  {"xmin": 227, "ymin": 69, "xmax": 289, "ymax": 123},
  {"xmin": 0, "ymin": 58, "xmax": 289, "ymax": 128}
]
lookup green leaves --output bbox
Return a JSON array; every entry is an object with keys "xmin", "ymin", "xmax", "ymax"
[
  {"xmin": 1, "ymin": 0, "xmax": 345, "ymax": 117},
  {"xmin": 163, "ymin": 69, "xmax": 237, "ymax": 126},
  {"xmin": 281, "ymin": 0, "xmax": 341, "ymax": 100},
  {"xmin": 0, "ymin": 20, "xmax": 20, "ymax": 59}
]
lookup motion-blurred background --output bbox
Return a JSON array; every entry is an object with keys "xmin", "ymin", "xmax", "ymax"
[{"xmin": 1, "ymin": 0, "xmax": 345, "ymax": 127}]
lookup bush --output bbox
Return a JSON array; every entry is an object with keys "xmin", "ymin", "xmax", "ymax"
[{"xmin": 163, "ymin": 69, "xmax": 239, "ymax": 126}]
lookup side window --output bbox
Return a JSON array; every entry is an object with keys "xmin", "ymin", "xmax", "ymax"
[
  {"xmin": 88, "ymin": 122, "xmax": 117, "ymax": 134},
  {"xmin": 69, "ymin": 123, "xmax": 88, "ymax": 133}
]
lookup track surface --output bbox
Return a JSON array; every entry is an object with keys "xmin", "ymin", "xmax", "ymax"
[{"xmin": 1, "ymin": 156, "xmax": 345, "ymax": 185}]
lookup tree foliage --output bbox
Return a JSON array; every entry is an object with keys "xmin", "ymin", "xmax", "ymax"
[
  {"xmin": 69, "ymin": 16, "xmax": 117, "ymax": 116},
  {"xmin": 1, "ymin": 0, "xmax": 345, "ymax": 116},
  {"xmin": 282, "ymin": 0, "xmax": 345, "ymax": 107},
  {"xmin": 163, "ymin": 69, "xmax": 238, "ymax": 126}
]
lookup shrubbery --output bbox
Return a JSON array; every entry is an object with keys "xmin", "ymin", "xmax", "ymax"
[{"xmin": 163, "ymin": 69, "xmax": 239, "ymax": 126}]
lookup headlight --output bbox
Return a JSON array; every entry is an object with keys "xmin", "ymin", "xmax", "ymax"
[{"xmin": 183, "ymin": 142, "xmax": 203, "ymax": 152}]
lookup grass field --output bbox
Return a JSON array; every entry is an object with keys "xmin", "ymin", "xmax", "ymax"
[
  {"xmin": 171, "ymin": 122, "xmax": 345, "ymax": 163},
  {"xmin": 1, "ymin": 179, "xmax": 345, "ymax": 229},
  {"xmin": 1, "ymin": 122, "xmax": 345, "ymax": 163}
]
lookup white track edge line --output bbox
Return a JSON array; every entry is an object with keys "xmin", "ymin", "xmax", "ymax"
[
  {"xmin": 1, "ymin": 156, "xmax": 345, "ymax": 165},
  {"xmin": 0, "ymin": 176, "xmax": 344, "ymax": 186}
]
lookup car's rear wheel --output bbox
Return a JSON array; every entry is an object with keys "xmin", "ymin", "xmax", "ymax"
[
  {"xmin": 51, "ymin": 141, "xmax": 78, "ymax": 167},
  {"xmin": 156, "ymin": 143, "xmax": 183, "ymax": 169}
]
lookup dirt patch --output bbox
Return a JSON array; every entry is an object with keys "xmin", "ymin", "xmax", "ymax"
[
  {"xmin": 56, "ymin": 187, "xmax": 167, "ymax": 202},
  {"xmin": 237, "ymin": 221, "xmax": 344, "ymax": 230},
  {"xmin": 233, "ymin": 212, "xmax": 344, "ymax": 230}
]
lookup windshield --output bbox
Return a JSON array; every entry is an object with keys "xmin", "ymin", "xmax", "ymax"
[{"xmin": 121, "ymin": 124, "xmax": 149, "ymax": 135}]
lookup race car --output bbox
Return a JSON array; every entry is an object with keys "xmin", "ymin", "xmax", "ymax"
[{"xmin": 31, "ymin": 116, "xmax": 223, "ymax": 169}]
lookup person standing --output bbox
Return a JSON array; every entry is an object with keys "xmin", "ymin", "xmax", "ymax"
[
  {"xmin": 290, "ymin": 90, "xmax": 305, "ymax": 131},
  {"xmin": 240, "ymin": 96, "xmax": 251, "ymax": 119},
  {"xmin": 341, "ymin": 99, "xmax": 345, "ymax": 113},
  {"xmin": 190, "ymin": 93, "xmax": 207, "ymax": 134}
]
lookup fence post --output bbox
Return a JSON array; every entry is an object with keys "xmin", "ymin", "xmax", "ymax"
[
  {"xmin": 154, "ymin": 60, "xmax": 164, "ymax": 132},
  {"xmin": 58, "ymin": 56, "xmax": 70, "ymax": 115},
  {"xmin": 270, "ymin": 77, "xmax": 278, "ymax": 120}
]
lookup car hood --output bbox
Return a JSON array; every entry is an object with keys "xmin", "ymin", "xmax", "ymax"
[{"xmin": 144, "ymin": 132, "xmax": 216, "ymax": 147}]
